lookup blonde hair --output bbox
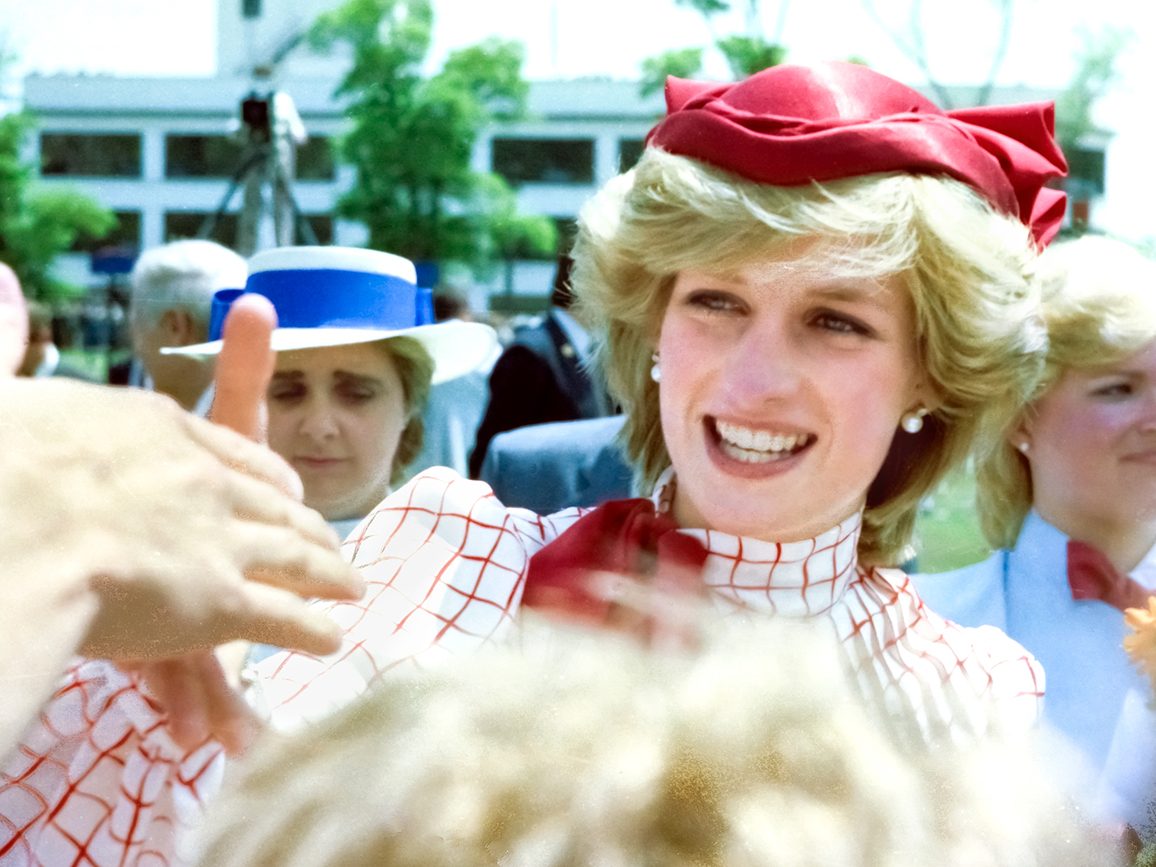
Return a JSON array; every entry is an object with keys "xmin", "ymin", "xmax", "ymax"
[
  {"xmin": 572, "ymin": 149, "xmax": 1044, "ymax": 565},
  {"xmin": 380, "ymin": 336, "xmax": 435, "ymax": 487},
  {"xmin": 978, "ymin": 235, "xmax": 1156, "ymax": 548},
  {"xmin": 197, "ymin": 616, "xmax": 1099, "ymax": 866}
]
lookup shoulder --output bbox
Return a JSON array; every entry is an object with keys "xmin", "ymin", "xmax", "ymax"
[
  {"xmin": 910, "ymin": 553, "xmax": 1007, "ymax": 629},
  {"xmin": 489, "ymin": 415, "xmax": 626, "ymax": 459},
  {"xmin": 864, "ymin": 567, "xmax": 1044, "ymax": 736}
]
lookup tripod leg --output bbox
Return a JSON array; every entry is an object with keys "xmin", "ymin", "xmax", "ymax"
[{"xmin": 199, "ymin": 148, "xmax": 265, "ymax": 246}]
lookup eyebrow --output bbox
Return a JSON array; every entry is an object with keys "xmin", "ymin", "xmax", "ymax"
[
  {"xmin": 271, "ymin": 370, "xmax": 384, "ymax": 386},
  {"xmin": 810, "ymin": 283, "xmax": 895, "ymax": 311}
]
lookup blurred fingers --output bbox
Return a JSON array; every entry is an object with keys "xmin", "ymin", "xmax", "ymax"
[
  {"xmin": 227, "ymin": 470, "xmax": 340, "ymax": 550},
  {"xmin": 224, "ymin": 581, "xmax": 345, "ymax": 658},
  {"xmin": 183, "ymin": 413, "xmax": 304, "ymax": 500},
  {"xmin": 232, "ymin": 521, "xmax": 362, "ymax": 601}
]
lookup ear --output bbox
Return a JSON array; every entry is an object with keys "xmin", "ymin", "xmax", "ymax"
[
  {"xmin": 906, "ymin": 373, "xmax": 944, "ymax": 417},
  {"xmin": 1008, "ymin": 412, "xmax": 1034, "ymax": 455},
  {"xmin": 159, "ymin": 309, "xmax": 195, "ymax": 343}
]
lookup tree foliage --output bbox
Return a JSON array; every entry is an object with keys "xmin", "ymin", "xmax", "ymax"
[
  {"xmin": 0, "ymin": 111, "xmax": 114, "ymax": 301},
  {"xmin": 640, "ymin": 0, "xmax": 789, "ymax": 94},
  {"xmin": 1054, "ymin": 27, "xmax": 1128, "ymax": 149},
  {"xmin": 309, "ymin": 0, "xmax": 555, "ymax": 270}
]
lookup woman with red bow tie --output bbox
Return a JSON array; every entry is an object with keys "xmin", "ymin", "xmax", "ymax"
[
  {"xmin": 917, "ymin": 234, "xmax": 1156, "ymax": 836},
  {"xmin": 0, "ymin": 61, "xmax": 1068, "ymax": 864}
]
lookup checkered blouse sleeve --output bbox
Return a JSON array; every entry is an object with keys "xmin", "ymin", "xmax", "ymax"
[
  {"xmin": 251, "ymin": 467, "xmax": 584, "ymax": 729},
  {"xmin": 0, "ymin": 468, "xmax": 579, "ymax": 865}
]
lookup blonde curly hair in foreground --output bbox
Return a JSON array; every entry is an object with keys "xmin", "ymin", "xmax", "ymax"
[
  {"xmin": 196, "ymin": 616, "xmax": 1104, "ymax": 867},
  {"xmin": 570, "ymin": 149, "xmax": 1045, "ymax": 566},
  {"xmin": 976, "ymin": 235, "xmax": 1156, "ymax": 548}
]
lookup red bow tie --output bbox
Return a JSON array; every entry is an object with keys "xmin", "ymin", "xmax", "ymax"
[
  {"xmin": 1067, "ymin": 540, "xmax": 1151, "ymax": 612},
  {"xmin": 524, "ymin": 498, "xmax": 708, "ymax": 631}
]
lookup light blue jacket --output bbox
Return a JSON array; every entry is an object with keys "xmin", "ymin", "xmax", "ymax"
[{"xmin": 915, "ymin": 511, "xmax": 1156, "ymax": 828}]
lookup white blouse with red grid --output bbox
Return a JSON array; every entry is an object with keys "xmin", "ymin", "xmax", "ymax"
[{"xmin": 0, "ymin": 467, "xmax": 1043, "ymax": 866}]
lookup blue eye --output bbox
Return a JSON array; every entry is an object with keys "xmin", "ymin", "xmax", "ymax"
[
  {"xmin": 813, "ymin": 311, "xmax": 872, "ymax": 337},
  {"xmin": 686, "ymin": 290, "xmax": 744, "ymax": 314}
]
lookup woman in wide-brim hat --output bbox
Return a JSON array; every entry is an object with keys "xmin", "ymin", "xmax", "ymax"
[
  {"xmin": 169, "ymin": 245, "xmax": 498, "ymax": 535},
  {"xmin": 2, "ymin": 61, "xmax": 1073, "ymax": 864}
]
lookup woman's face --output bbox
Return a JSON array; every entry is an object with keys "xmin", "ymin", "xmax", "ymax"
[
  {"xmin": 1020, "ymin": 340, "xmax": 1156, "ymax": 538},
  {"xmin": 267, "ymin": 341, "xmax": 407, "ymax": 522},
  {"xmin": 657, "ymin": 249, "xmax": 927, "ymax": 542}
]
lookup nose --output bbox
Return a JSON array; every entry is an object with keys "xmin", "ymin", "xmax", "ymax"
[
  {"xmin": 721, "ymin": 318, "xmax": 804, "ymax": 405},
  {"xmin": 299, "ymin": 398, "xmax": 340, "ymax": 441}
]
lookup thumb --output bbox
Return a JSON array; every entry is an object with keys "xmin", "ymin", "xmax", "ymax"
[{"xmin": 210, "ymin": 293, "xmax": 277, "ymax": 442}]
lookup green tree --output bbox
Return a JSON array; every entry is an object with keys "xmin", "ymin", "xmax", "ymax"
[
  {"xmin": 640, "ymin": 0, "xmax": 790, "ymax": 95},
  {"xmin": 1054, "ymin": 27, "xmax": 1128, "ymax": 149},
  {"xmin": 0, "ymin": 111, "xmax": 114, "ymax": 301},
  {"xmin": 309, "ymin": 0, "xmax": 555, "ymax": 272}
]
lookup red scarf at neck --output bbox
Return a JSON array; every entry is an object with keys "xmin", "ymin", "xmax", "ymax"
[{"xmin": 524, "ymin": 498, "xmax": 709, "ymax": 630}]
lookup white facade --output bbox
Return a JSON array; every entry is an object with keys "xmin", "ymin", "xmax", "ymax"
[{"xmin": 24, "ymin": 70, "xmax": 665, "ymax": 300}]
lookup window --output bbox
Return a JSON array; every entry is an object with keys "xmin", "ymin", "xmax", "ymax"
[
  {"xmin": 164, "ymin": 211, "xmax": 332, "ymax": 246},
  {"xmin": 166, "ymin": 135, "xmax": 247, "ymax": 179},
  {"xmin": 71, "ymin": 210, "xmax": 141, "ymax": 253},
  {"xmin": 618, "ymin": 138, "xmax": 644, "ymax": 172},
  {"xmin": 295, "ymin": 136, "xmax": 336, "ymax": 181},
  {"xmin": 167, "ymin": 134, "xmax": 335, "ymax": 181},
  {"xmin": 491, "ymin": 137, "xmax": 594, "ymax": 185},
  {"xmin": 40, "ymin": 133, "xmax": 141, "ymax": 177},
  {"xmin": 1065, "ymin": 146, "xmax": 1106, "ymax": 195},
  {"xmin": 165, "ymin": 211, "xmax": 238, "ymax": 246}
]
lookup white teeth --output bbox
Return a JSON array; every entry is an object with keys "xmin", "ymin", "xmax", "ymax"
[{"xmin": 715, "ymin": 420, "xmax": 808, "ymax": 460}]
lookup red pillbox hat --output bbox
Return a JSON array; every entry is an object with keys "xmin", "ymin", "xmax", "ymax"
[{"xmin": 646, "ymin": 61, "xmax": 1069, "ymax": 247}]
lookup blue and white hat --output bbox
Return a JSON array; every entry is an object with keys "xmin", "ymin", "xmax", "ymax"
[{"xmin": 164, "ymin": 246, "xmax": 498, "ymax": 384}]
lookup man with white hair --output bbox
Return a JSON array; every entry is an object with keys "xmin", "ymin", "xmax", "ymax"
[{"xmin": 127, "ymin": 239, "xmax": 247, "ymax": 412}]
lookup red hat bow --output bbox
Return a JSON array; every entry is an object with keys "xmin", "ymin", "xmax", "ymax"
[{"xmin": 646, "ymin": 62, "xmax": 1069, "ymax": 248}]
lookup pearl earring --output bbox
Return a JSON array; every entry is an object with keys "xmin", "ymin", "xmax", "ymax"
[
  {"xmin": 900, "ymin": 407, "xmax": 928, "ymax": 434},
  {"xmin": 650, "ymin": 352, "xmax": 661, "ymax": 383},
  {"xmin": 1016, "ymin": 440, "xmax": 1030, "ymax": 454}
]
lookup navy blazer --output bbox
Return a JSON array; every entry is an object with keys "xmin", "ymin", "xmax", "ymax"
[
  {"xmin": 469, "ymin": 311, "xmax": 612, "ymax": 477},
  {"xmin": 480, "ymin": 415, "xmax": 632, "ymax": 515}
]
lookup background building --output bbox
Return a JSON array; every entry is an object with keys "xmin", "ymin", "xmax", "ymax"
[{"xmin": 15, "ymin": 0, "xmax": 1103, "ymax": 309}]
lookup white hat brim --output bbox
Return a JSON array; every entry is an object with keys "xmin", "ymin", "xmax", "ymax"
[{"xmin": 162, "ymin": 319, "xmax": 499, "ymax": 385}]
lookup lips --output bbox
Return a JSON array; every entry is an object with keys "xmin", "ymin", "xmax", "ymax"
[
  {"xmin": 711, "ymin": 417, "xmax": 815, "ymax": 464},
  {"xmin": 295, "ymin": 456, "xmax": 347, "ymax": 469}
]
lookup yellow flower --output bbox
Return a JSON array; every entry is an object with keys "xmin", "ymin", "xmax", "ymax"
[{"xmin": 1123, "ymin": 597, "xmax": 1156, "ymax": 693}]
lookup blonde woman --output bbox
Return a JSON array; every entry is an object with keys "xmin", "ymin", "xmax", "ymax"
[
  {"xmin": 0, "ymin": 63, "xmax": 1067, "ymax": 863},
  {"xmin": 917, "ymin": 235, "xmax": 1156, "ymax": 834}
]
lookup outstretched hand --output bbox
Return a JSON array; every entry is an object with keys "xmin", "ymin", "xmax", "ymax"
[{"xmin": 123, "ymin": 294, "xmax": 361, "ymax": 753}]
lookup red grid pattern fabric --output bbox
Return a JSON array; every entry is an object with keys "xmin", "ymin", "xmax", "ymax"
[
  {"xmin": 0, "ymin": 660, "xmax": 221, "ymax": 866},
  {"xmin": 0, "ymin": 468, "xmax": 1043, "ymax": 863}
]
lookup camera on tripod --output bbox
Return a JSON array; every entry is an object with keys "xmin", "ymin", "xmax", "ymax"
[{"xmin": 240, "ymin": 92, "xmax": 273, "ymax": 142}]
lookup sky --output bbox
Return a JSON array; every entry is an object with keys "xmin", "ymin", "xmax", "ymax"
[{"xmin": 0, "ymin": 0, "xmax": 1142, "ymax": 88}]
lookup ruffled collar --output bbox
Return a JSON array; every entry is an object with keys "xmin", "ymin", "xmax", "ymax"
[{"xmin": 651, "ymin": 468, "xmax": 863, "ymax": 617}]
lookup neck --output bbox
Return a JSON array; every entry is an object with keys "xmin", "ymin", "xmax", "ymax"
[
  {"xmin": 1035, "ymin": 503, "xmax": 1156, "ymax": 573},
  {"xmin": 152, "ymin": 361, "xmax": 213, "ymax": 412}
]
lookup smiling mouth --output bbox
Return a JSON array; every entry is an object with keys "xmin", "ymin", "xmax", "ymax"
[{"xmin": 711, "ymin": 418, "xmax": 815, "ymax": 464}]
